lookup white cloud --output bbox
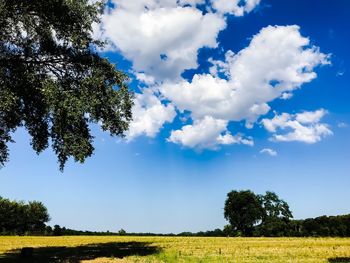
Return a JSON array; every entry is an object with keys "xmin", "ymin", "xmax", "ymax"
[
  {"xmin": 168, "ymin": 116, "xmax": 253, "ymax": 149},
  {"xmin": 261, "ymin": 109, "xmax": 333, "ymax": 144},
  {"xmin": 95, "ymin": 1, "xmax": 331, "ymax": 150},
  {"xmin": 95, "ymin": 0, "xmax": 261, "ymax": 82},
  {"xmin": 295, "ymin": 109, "xmax": 327, "ymax": 124},
  {"xmin": 336, "ymin": 71, "xmax": 345, "ymax": 77},
  {"xmin": 261, "ymin": 113, "xmax": 291, "ymax": 133},
  {"xmin": 260, "ymin": 148, "xmax": 277, "ymax": 156},
  {"xmin": 338, "ymin": 122, "xmax": 347, "ymax": 128},
  {"xmin": 211, "ymin": 0, "xmax": 261, "ymax": 16},
  {"xmin": 161, "ymin": 26, "xmax": 329, "ymax": 123},
  {"xmin": 280, "ymin": 92, "xmax": 293, "ymax": 100},
  {"xmin": 179, "ymin": 0, "xmax": 206, "ymax": 5},
  {"xmin": 126, "ymin": 89, "xmax": 176, "ymax": 140},
  {"xmin": 159, "ymin": 25, "xmax": 329, "ymax": 148},
  {"xmin": 96, "ymin": 0, "xmax": 226, "ymax": 81},
  {"xmin": 209, "ymin": 50, "xmax": 235, "ymax": 78},
  {"xmin": 135, "ymin": 72, "xmax": 156, "ymax": 85}
]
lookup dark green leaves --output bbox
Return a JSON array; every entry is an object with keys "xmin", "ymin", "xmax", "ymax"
[
  {"xmin": 224, "ymin": 190, "xmax": 293, "ymax": 236},
  {"xmin": 0, "ymin": 196, "xmax": 50, "ymax": 235},
  {"xmin": 0, "ymin": 0, "xmax": 133, "ymax": 170},
  {"xmin": 224, "ymin": 190, "xmax": 263, "ymax": 236},
  {"xmin": 259, "ymin": 191, "xmax": 293, "ymax": 223}
]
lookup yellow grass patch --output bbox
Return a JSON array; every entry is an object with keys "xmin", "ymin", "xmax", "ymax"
[{"xmin": 0, "ymin": 236, "xmax": 349, "ymax": 262}]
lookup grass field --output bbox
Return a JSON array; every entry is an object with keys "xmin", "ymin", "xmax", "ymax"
[{"xmin": 0, "ymin": 236, "xmax": 350, "ymax": 262}]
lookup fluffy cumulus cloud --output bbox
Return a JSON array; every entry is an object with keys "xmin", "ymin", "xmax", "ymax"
[
  {"xmin": 96, "ymin": 0, "xmax": 226, "ymax": 81},
  {"xmin": 95, "ymin": 0, "xmax": 261, "ymax": 81},
  {"xmin": 126, "ymin": 89, "xmax": 176, "ymax": 140},
  {"xmin": 162, "ymin": 25, "xmax": 329, "ymax": 120},
  {"xmin": 260, "ymin": 148, "xmax": 277, "ymax": 156},
  {"xmin": 261, "ymin": 109, "xmax": 333, "ymax": 143},
  {"xmin": 211, "ymin": 0, "xmax": 261, "ymax": 16},
  {"xmin": 168, "ymin": 116, "xmax": 254, "ymax": 149},
  {"xmin": 95, "ymin": 1, "xmax": 331, "ymax": 150},
  {"xmin": 160, "ymin": 25, "xmax": 329, "ymax": 148}
]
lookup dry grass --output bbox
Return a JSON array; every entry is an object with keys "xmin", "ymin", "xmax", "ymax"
[{"xmin": 0, "ymin": 236, "xmax": 350, "ymax": 262}]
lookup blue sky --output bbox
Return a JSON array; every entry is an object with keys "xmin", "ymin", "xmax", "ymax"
[{"xmin": 0, "ymin": 0, "xmax": 349, "ymax": 233}]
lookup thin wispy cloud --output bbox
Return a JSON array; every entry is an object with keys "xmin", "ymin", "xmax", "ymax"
[
  {"xmin": 338, "ymin": 122, "xmax": 348, "ymax": 128},
  {"xmin": 260, "ymin": 148, "xmax": 277, "ymax": 156}
]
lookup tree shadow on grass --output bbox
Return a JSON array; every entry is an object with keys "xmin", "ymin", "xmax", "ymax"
[
  {"xmin": 0, "ymin": 241, "xmax": 161, "ymax": 263},
  {"xmin": 329, "ymin": 257, "xmax": 350, "ymax": 263}
]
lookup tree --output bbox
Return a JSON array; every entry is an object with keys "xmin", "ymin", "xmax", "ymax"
[
  {"xmin": 0, "ymin": 0, "xmax": 133, "ymax": 170},
  {"xmin": 223, "ymin": 224, "xmax": 234, "ymax": 237},
  {"xmin": 0, "ymin": 196, "xmax": 50, "ymax": 234},
  {"xmin": 255, "ymin": 191, "xmax": 293, "ymax": 236},
  {"xmin": 224, "ymin": 190, "xmax": 263, "ymax": 236},
  {"xmin": 53, "ymin": 224, "xmax": 62, "ymax": 236},
  {"xmin": 258, "ymin": 191, "xmax": 293, "ymax": 224},
  {"xmin": 118, "ymin": 228, "xmax": 126, "ymax": 236},
  {"xmin": 25, "ymin": 201, "xmax": 50, "ymax": 233},
  {"xmin": 45, "ymin": 225, "xmax": 53, "ymax": 235}
]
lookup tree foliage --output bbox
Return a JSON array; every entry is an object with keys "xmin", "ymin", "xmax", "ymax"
[
  {"xmin": 256, "ymin": 191, "xmax": 293, "ymax": 236},
  {"xmin": 224, "ymin": 190, "xmax": 263, "ymax": 236},
  {"xmin": 258, "ymin": 191, "xmax": 293, "ymax": 223},
  {"xmin": 0, "ymin": 196, "xmax": 50, "ymax": 235},
  {"xmin": 224, "ymin": 190, "xmax": 293, "ymax": 236},
  {"xmin": 0, "ymin": 0, "xmax": 133, "ymax": 170}
]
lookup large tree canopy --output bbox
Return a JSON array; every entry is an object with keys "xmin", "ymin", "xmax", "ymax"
[
  {"xmin": 0, "ymin": 196, "xmax": 50, "ymax": 234},
  {"xmin": 0, "ymin": 0, "xmax": 133, "ymax": 170},
  {"xmin": 224, "ymin": 190, "xmax": 293, "ymax": 236},
  {"xmin": 224, "ymin": 190, "xmax": 263, "ymax": 236}
]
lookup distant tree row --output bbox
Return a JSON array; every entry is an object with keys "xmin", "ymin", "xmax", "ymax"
[
  {"xmin": 223, "ymin": 190, "xmax": 350, "ymax": 237},
  {"xmin": 0, "ymin": 197, "xmax": 124, "ymax": 236},
  {"xmin": 1, "ymin": 194, "xmax": 350, "ymax": 237},
  {"xmin": 285, "ymin": 215, "xmax": 350, "ymax": 237},
  {"xmin": 44, "ymin": 225, "xmax": 120, "ymax": 236},
  {"xmin": 222, "ymin": 214, "xmax": 350, "ymax": 237},
  {"xmin": 0, "ymin": 196, "xmax": 50, "ymax": 235}
]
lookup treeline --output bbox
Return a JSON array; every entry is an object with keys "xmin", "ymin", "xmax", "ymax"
[
  {"xmin": 0, "ymin": 196, "xmax": 49, "ymax": 235},
  {"xmin": 288, "ymin": 215, "xmax": 350, "ymax": 237},
  {"xmin": 54, "ymin": 215, "xmax": 350, "ymax": 237},
  {"xmin": 233, "ymin": 214, "xmax": 350, "ymax": 237},
  {"xmin": 168, "ymin": 215, "xmax": 350, "ymax": 237},
  {"xmin": 44, "ymin": 227, "xmax": 225, "ymax": 237},
  {"xmin": 122, "ymin": 229, "xmax": 225, "ymax": 237},
  {"xmin": 50, "ymin": 216, "xmax": 350, "ymax": 237},
  {"xmin": 222, "ymin": 190, "xmax": 350, "ymax": 237},
  {"xmin": 45, "ymin": 225, "xmax": 120, "ymax": 236},
  {"xmin": 1, "ymin": 195, "xmax": 350, "ymax": 237}
]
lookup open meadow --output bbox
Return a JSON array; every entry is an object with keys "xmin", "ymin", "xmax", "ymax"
[{"xmin": 0, "ymin": 236, "xmax": 350, "ymax": 262}]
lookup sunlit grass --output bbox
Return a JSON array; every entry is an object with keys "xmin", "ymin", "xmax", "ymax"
[{"xmin": 0, "ymin": 236, "xmax": 350, "ymax": 262}]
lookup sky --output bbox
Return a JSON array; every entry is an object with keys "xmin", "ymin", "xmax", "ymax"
[{"xmin": 0, "ymin": 0, "xmax": 349, "ymax": 234}]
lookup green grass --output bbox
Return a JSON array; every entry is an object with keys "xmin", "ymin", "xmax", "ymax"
[{"xmin": 0, "ymin": 236, "xmax": 350, "ymax": 262}]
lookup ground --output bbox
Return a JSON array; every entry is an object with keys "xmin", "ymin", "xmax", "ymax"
[{"xmin": 0, "ymin": 236, "xmax": 350, "ymax": 262}]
